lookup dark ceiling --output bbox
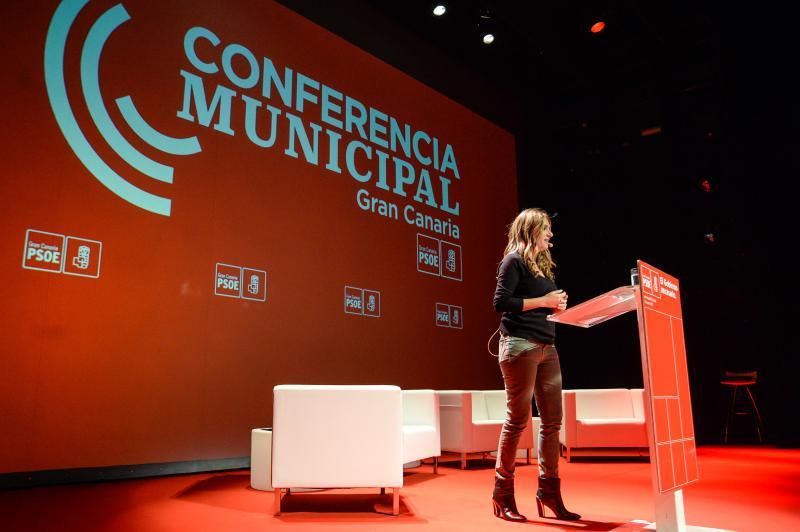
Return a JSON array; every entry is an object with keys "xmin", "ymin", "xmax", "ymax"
[{"xmin": 371, "ymin": 1, "xmax": 720, "ymax": 99}]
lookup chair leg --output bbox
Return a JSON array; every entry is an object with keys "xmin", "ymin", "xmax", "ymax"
[
  {"xmin": 380, "ymin": 487, "xmax": 385, "ymax": 495},
  {"xmin": 526, "ymin": 448, "xmax": 532, "ymax": 464},
  {"xmin": 724, "ymin": 386, "xmax": 739, "ymax": 443},
  {"xmin": 744, "ymin": 386, "xmax": 765, "ymax": 443},
  {"xmin": 461, "ymin": 452, "xmax": 467, "ymax": 469},
  {"xmin": 392, "ymin": 488, "xmax": 400, "ymax": 516},
  {"xmin": 273, "ymin": 488, "xmax": 282, "ymax": 516},
  {"xmin": 566, "ymin": 446, "xmax": 572, "ymax": 462},
  {"xmin": 433, "ymin": 456, "xmax": 439, "ymax": 474}
]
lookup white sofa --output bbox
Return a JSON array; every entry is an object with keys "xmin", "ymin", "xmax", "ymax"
[
  {"xmin": 560, "ymin": 388, "xmax": 649, "ymax": 461},
  {"xmin": 437, "ymin": 390, "xmax": 536, "ymax": 469},
  {"xmin": 401, "ymin": 390, "xmax": 441, "ymax": 472},
  {"xmin": 271, "ymin": 385, "xmax": 404, "ymax": 515}
]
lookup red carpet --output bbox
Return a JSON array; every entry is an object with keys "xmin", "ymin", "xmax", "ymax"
[{"xmin": 1, "ymin": 446, "xmax": 798, "ymax": 531}]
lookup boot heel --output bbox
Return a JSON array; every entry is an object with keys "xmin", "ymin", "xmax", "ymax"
[
  {"xmin": 491, "ymin": 495, "xmax": 527, "ymax": 522},
  {"xmin": 536, "ymin": 477, "xmax": 581, "ymax": 521}
]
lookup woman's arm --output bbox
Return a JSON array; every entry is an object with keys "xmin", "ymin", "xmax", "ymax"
[
  {"xmin": 522, "ymin": 290, "xmax": 567, "ymax": 311},
  {"xmin": 493, "ymin": 255, "xmax": 523, "ymax": 312},
  {"xmin": 493, "ymin": 255, "xmax": 567, "ymax": 313}
]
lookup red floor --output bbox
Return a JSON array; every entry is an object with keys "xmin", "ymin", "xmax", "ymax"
[{"xmin": 1, "ymin": 446, "xmax": 798, "ymax": 532}]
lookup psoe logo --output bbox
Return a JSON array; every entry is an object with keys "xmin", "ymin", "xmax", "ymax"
[
  {"xmin": 440, "ymin": 240, "xmax": 462, "ymax": 281},
  {"xmin": 214, "ymin": 263, "xmax": 267, "ymax": 301},
  {"xmin": 344, "ymin": 286, "xmax": 363, "ymax": 315},
  {"xmin": 22, "ymin": 230, "xmax": 65, "ymax": 273},
  {"xmin": 640, "ymin": 265, "xmax": 661, "ymax": 299},
  {"xmin": 362, "ymin": 289, "xmax": 381, "ymax": 318},
  {"xmin": 435, "ymin": 302, "xmax": 463, "ymax": 329},
  {"xmin": 215, "ymin": 263, "xmax": 242, "ymax": 298},
  {"xmin": 23, "ymin": 229, "xmax": 103, "ymax": 278},
  {"xmin": 242, "ymin": 267, "xmax": 267, "ymax": 302},
  {"xmin": 45, "ymin": 0, "xmax": 202, "ymax": 216},
  {"xmin": 449, "ymin": 305, "xmax": 463, "ymax": 329},
  {"xmin": 344, "ymin": 285, "xmax": 381, "ymax": 318},
  {"xmin": 416, "ymin": 233, "xmax": 462, "ymax": 281},
  {"xmin": 416, "ymin": 233, "xmax": 441, "ymax": 276}
]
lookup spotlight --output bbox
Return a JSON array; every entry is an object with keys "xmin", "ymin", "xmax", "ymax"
[
  {"xmin": 478, "ymin": 9, "xmax": 496, "ymax": 45},
  {"xmin": 590, "ymin": 21, "xmax": 606, "ymax": 33},
  {"xmin": 640, "ymin": 126, "xmax": 662, "ymax": 137},
  {"xmin": 433, "ymin": 4, "xmax": 446, "ymax": 16}
]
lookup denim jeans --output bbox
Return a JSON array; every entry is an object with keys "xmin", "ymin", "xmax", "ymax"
[{"xmin": 495, "ymin": 335, "xmax": 563, "ymax": 483}]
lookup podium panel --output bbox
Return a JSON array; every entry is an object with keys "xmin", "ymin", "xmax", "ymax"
[
  {"xmin": 548, "ymin": 260, "xmax": 712, "ymax": 529},
  {"xmin": 637, "ymin": 260, "xmax": 699, "ymax": 494},
  {"xmin": 547, "ymin": 262, "xmax": 700, "ymax": 494}
]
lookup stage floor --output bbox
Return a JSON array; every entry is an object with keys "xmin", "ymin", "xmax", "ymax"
[{"xmin": 1, "ymin": 446, "xmax": 798, "ymax": 531}]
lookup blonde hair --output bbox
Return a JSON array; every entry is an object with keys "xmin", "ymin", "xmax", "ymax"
[{"xmin": 503, "ymin": 208, "xmax": 556, "ymax": 280}]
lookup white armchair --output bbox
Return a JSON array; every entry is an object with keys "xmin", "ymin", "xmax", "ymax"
[
  {"xmin": 401, "ymin": 390, "xmax": 441, "ymax": 473},
  {"xmin": 437, "ymin": 390, "xmax": 535, "ymax": 469},
  {"xmin": 560, "ymin": 388, "xmax": 649, "ymax": 461},
  {"xmin": 271, "ymin": 385, "xmax": 404, "ymax": 515}
]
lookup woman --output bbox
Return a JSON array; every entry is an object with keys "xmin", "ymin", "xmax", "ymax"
[{"xmin": 491, "ymin": 208, "xmax": 580, "ymax": 522}]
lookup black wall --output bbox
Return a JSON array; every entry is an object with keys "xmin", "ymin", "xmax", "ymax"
[{"xmin": 279, "ymin": 0, "xmax": 797, "ymax": 447}]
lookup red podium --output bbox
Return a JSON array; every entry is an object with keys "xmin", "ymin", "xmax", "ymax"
[{"xmin": 549, "ymin": 260, "xmax": 723, "ymax": 531}]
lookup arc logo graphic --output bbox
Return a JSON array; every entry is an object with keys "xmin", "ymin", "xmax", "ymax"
[{"xmin": 45, "ymin": 0, "xmax": 202, "ymax": 216}]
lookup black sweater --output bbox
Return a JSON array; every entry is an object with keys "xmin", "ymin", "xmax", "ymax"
[{"xmin": 493, "ymin": 252, "xmax": 557, "ymax": 344}]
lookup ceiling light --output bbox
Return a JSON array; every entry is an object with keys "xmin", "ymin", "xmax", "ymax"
[
  {"xmin": 433, "ymin": 5, "xmax": 446, "ymax": 16},
  {"xmin": 590, "ymin": 21, "xmax": 606, "ymax": 33},
  {"xmin": 477, "ymin": 8, "xmax": 496, "ymax": 45}
]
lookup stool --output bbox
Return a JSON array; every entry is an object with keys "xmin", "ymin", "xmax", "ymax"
[{"xmin": 721, "ymin": 371, "xmax": 764, "ymax": 443}]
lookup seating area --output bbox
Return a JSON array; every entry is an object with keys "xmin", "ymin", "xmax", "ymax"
[
  {"xmin": 402, "ymin": 389, "xmax": 442, "ymax": 472},
  {"xmin": 560, "ymin": 388, "xmax": 648, "ymax": 461},
  {"xmin": 437, "ymin": 390, "xmax": 536, "ymax": 469},
  {"xmin": 271, "ymin": 385, "xmax": 403, "ymax": 515},
  {"xmin": 270, "ymin": 385, "xmax": 442, "ymax": 515},
  {"xmin": 263, "ymin": 386, "xmax": 652, "ymax": 515}
]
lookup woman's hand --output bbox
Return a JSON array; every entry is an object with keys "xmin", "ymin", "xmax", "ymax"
[
  {"xmin": 542, "ymin": 289, "xmax": 568, "ymax": 310},
  {"xmin": 521, "ymin": 289, "xmax": 569, "ymax": 312}
]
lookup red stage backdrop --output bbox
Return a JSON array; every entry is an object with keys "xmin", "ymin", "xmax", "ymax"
[{"xmin": 0, "ymin": 0, "xmax": 518, "ymax": 473}]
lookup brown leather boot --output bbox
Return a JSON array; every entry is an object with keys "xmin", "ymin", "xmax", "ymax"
[
  {"xmin": 536, "ymin": 476, "xmax": 581, "ymax": 520},
  {"xmin": 492, "ymin": 477, "xmax": 527, "ymax": 522}
]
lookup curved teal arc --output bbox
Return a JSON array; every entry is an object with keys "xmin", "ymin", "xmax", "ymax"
[
  {"xmin": 44, "ymin": 0, "xmax": 171, "ymax": 216},
  {"xmin": 117, "ymin": 96, "xmax": 201, "ymax": 156},
  {"xmin": 82, "ymin": 4, "xmax": 174, "ymax": 183}
]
